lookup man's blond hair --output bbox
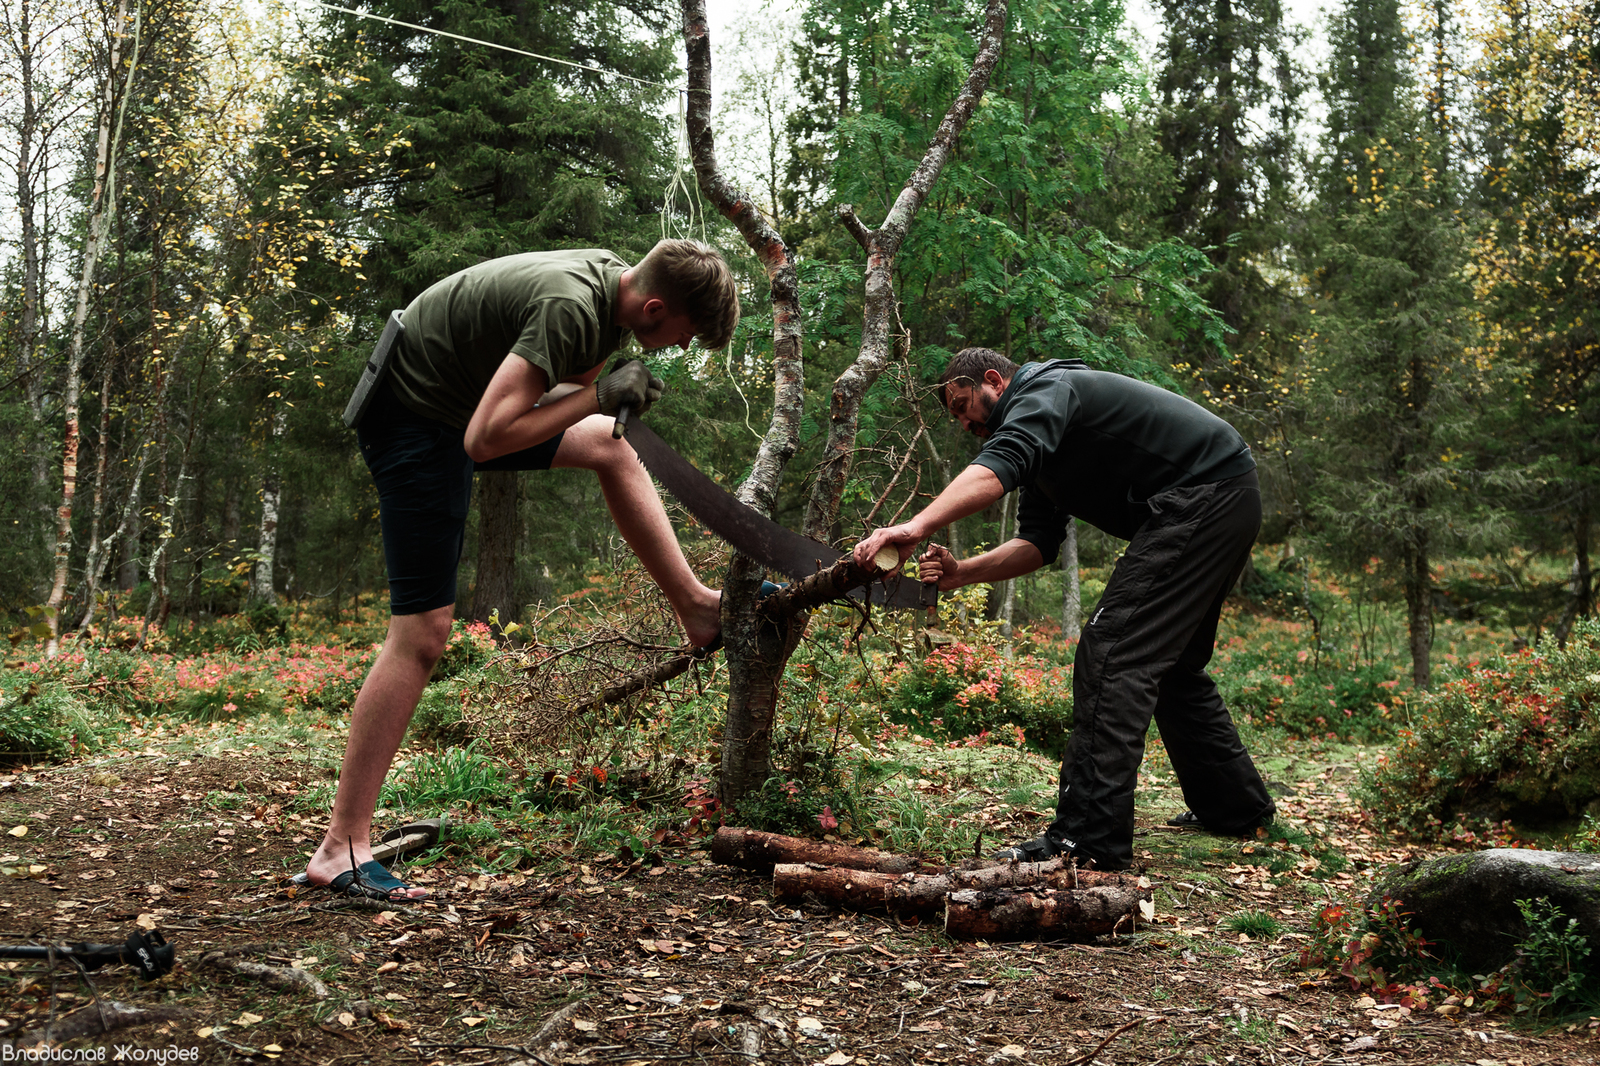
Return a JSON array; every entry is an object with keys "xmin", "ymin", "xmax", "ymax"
[{"xmin": 631, "ymin": 239, "xmax": 740, "ymax": 350}]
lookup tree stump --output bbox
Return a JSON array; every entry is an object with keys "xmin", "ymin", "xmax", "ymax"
[{"xmin": 1371, "ymin": 849, "xmax": 1600, "ymax": 973}]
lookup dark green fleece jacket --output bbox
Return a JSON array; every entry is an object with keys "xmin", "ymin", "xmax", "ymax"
[{"xmin": 969, "ymin": 360, "xmax": 1255, "ymax": 561}]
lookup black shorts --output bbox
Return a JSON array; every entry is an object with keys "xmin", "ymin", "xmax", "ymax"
[{"xmin": 358, "ymin": 382, "xmax": 563, "ymax": 615}]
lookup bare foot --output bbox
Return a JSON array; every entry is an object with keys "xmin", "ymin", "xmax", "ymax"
[
  {"xmin": 682, "ymin": 590, "xmax": 723, "ymax": 649},
  {"xmin": 302, "ymin": 833, "xmax": 429, "ymax": 900}
]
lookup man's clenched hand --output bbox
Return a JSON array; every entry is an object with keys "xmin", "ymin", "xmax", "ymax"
[{"xmin": 596, "ymin": 359, "xmax": 666, "ymax": 417}]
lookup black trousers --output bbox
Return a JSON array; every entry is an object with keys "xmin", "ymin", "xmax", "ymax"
[{"xmin": 1050, "ymin": 469, "xmax": 1275, "ymax": 868}]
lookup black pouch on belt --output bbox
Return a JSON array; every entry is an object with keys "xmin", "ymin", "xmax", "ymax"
[{"xmin": 342, "ymin": 309, "xmax": 406, "ymax": 429}]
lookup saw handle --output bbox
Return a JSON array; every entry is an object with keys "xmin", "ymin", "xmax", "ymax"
[{"xmin": 612, "ymin": 404, "xmax": 631, "ymax": 440}]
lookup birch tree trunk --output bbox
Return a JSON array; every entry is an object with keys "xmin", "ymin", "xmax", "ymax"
[
  {"xmin": 0, "ymin": 0, "xmax": 56, "ymax": 508},
  {"xmin": 252, "ymin": 407, "xmax": 288, "ymax": 603},
  {"xmin": 681, "ymin": 0, "xmax": 1009, "ymax": 812},
  {"xmin": 1061, "ymin": 519, "xmax": 1080, "ymax": 639},
  {"xmin": 76, "ymin": 358, "xmax": 116, "ymax": 627},
  {"xmin": 682, "ymin": 0, "xmax": 809, "ymax": 812},
  {"xmin": 801, "ymin": 0, "xmax": 1009, "ymax": 545},
  {"xmin": 45, "ymin": 0, "xmax": 138, "ymax": 655},
  {"xmin": 997, "ymin": 490, "xmax": 1017, "ymax": 646}
]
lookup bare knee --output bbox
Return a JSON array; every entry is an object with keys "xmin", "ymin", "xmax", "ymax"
[
  {"xmin": 554, "ymin": 414, "xmax": 634, "ymax": 475},
  {"xmin": 387, "ymin": 608, "xmax": 455, "ymax": 668}
]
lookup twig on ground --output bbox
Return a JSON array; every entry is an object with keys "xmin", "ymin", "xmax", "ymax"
[
  {"xmin": 1064, "ymin": 1019, "xmax": 1141, "ymax": 1066},
  {"xmin": 201, "ymin": 951, "xmax": 330, "ymax": 999},
  {"xmin": 528, "ymin": 996, "xmax": 592, "ymax": 1052}
]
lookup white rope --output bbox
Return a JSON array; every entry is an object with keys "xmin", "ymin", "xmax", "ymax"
[{"xmin": 306, "ymin": 1, "xmax": 681, "ymax": 89}]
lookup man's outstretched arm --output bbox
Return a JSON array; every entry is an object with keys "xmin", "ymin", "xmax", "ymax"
[
  {"xmin": 916, "ymin": 538, "xmax": 1044, "ymax": 591},
  {"xmin": 852, "ymin": 463, "xmax": 1007, "ymax": 567}
]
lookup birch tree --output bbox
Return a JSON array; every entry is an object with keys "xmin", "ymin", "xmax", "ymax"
[
  {"xmin": 43, "ymin": 0, "xmax": 138, "ymax": 654},
  {"xmin": 681, "ymin": 0, "xmax": 1009, "ymax": 810}
]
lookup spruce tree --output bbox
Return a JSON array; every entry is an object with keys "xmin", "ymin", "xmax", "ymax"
[{"xmin": 1298, "ymin": 0, "xmax": 1479, "ymax": 688}]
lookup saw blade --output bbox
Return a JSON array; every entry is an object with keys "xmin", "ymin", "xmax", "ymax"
[{"xmin": 625, "ymin": 420, "xmax": 931, "ymax": 610}]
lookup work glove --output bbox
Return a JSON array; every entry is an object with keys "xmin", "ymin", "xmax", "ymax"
[{"xmin": 595, "ymin": 358, "xmax": 666, "ymax": 418}]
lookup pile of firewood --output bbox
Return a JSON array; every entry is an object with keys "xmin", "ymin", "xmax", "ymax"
[{"xmin": 710, "ymin": 827, "xmax": 1153, "ymax": 941}]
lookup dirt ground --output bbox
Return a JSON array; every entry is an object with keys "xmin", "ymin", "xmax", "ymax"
[{"xmin": 2, "ymin": 745, "xmax": 1598, "ymax": 1066}]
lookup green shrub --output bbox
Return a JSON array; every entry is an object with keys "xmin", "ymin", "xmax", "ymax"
[
  {"xmin": 1361, "ymin": 618, "xmax": 1600, "ymax": 836},
  {"xmin": 0, "ymin": 680, "xmax": 100, "ymax": 764},
  {"xmin": 430, "ymin": 620, "xmax": 499, "ymax": 681},
  {"xmin": 1501, "ymin": 897, "xmax": 1591, "ymax": 1016},
  {"xmin": 411, "ymin": 679, "xmax": 473, "ymax": 747},
  {"xmin": 1217, "ymin": 660, "xmax": 1403, "ymax": 742},
  {"xmin": 887, "ymin": 640, "xmax": 1073, "ymax": 758}
]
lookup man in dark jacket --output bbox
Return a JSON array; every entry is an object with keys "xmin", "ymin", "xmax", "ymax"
[{"xmin": 854, "ymin": 347, "xmax": 1275, "ymax": 870}]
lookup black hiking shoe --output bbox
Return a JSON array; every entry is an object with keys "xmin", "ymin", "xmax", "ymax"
[
  {"xmin": 990, "ymin": 829, "xmax": 1076, "ymax": 863},
  {"xmin": 1166, "ymin": 809, "xmax": 1275, "ymax": 837}
]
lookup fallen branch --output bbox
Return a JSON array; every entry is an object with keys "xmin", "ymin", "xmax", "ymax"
[
  {"xmin": 14, "ymin": 1000, "xmax": 187, "ymax": 1047},
  {"xmin": 527, "ymin": 996, "xmax": 591, "ymax": 1055},
  {"xmin": 201, "ymin": 952, "xmax": 329, "ymax": 999},
  {"xmin": 711, "ymin": 826, "xmax": 926, "ymax": 874},
  {"xmin": 772, "ymin": 860, "xmax": 1134, "ymax": 919}
]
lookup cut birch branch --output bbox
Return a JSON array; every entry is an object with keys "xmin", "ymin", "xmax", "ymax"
[
  {"xmin": 944, "ymin": 884, "xmax": 1150, "ymax": 941},
  {"xmin": 771, "ymin": 860, "xmax": 1136, "ymax": 919},
  {"xmin": 710, "ymin": 827, "xmax": 926, "ymax": 875},
  {"xmin": 756, "ymin": 546, "xmax": 901, "ymax": 620},
  {"xmin": 14, "ymin": 1000, "xmax": 187, "ymax": 1047}
]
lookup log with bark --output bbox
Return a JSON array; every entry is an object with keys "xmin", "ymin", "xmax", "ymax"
[
  {"xmin": 710, "ymin": 826, "xmax": 926, "ymax": 875},
  {"xmin": 772, "ymin": 859, "xmax": 1136, "ymax": 920},
  {"xmin": 944, "ymin": 883, "xmax": 1150, "ymax": 941}
]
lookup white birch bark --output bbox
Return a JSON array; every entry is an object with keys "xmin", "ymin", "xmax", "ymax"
[
  {"xmin": 44, "ymin": 0, "xmax": 139, "ymax": 655},
  {"xmin": 252, "ymin": 408, "xmax": 287, "ymax": 603},
  {"xmin": 1061, "ymin": 519, "xmax": 1081, "ymax": 640}
]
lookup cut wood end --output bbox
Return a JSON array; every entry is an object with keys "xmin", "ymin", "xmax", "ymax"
[{"xmin": 871, "ymin": 545, "xmax": 901, "ymax": 572}]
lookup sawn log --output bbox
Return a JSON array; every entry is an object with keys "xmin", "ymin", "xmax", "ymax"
[
  {"xmin": 944, "ymin": 883, "xmax": 1150, "ymax": 941},
  {"xmin": 710, "ymin": 826, "xmax": 925, "ymax": 874}
]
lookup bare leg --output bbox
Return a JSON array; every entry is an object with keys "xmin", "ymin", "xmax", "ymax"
[
  {"xmin": 554, "ymin": 414, "xmax": 721, "ymax": 647},
  {"xmin": 303, "ymin": 605, "xmax": 453, "ymax": 897}
]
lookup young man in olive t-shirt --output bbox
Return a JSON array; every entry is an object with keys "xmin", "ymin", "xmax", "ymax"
[
  {"xmin": 854, "ymin": 347, "xmax": 1276, "ymax": 871},
  {"xmin": 297, "ymin": 240, "xmax": 739, "ymax": 901}
]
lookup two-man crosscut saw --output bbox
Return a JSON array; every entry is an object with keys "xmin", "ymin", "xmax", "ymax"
[{"xmin": 619, "ymin": 417, "xmax": 936, "ymax": 613}]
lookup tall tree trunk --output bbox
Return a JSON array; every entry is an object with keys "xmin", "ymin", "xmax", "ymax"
[
  {"xmin": 1404, "ymin": 532, "xmax": 1432, "ymax": 690},
  {"xmin": 1554, "ymin": 508, "xmax": 1592, "ymax": 647},
  {"xmin": 5, "ymin": 0, "xmax": 51, "ymax": 507},
  {"xmin": 469, "ymin": 470, "xmax": 521, "ymax": 624},
  {"xmin": 46, "ymin": 0, "xmax": 138, "ymax": 656},
  {"xmin": 997, "ymin": 490, "xmax": 1017, "ymax": 646},
  {"xmin": 118, "ymin": 471, "xmax": 142, "ymax": 592},
  {"xmin": 252, "ymin": 408, "xmax": 288, "ymax": 604},
  {"xmin": 1061, "ymin": 519, "xmax": 1080, "ymax": 640},
  {"xmin": 76, "ymin": 358, "xmax": 116, "ymax": 628}
]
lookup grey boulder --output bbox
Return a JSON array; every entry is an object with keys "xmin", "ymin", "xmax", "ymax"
[{"xmin": 1370, "ymin": 849, "xmax": 1600, "ymax": 974}]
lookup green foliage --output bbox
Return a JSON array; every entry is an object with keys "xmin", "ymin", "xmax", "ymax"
[
  {"xmin": 380, "ymin": 743, "xmax": 515, "ymax": 810},
  {"xmin": 1301, "ymin": 896, "xmax": 1441, "ymax": 1000},
  {"xmin": 1503, "ymin": 897, "xmax": 1591, "ymax": 1017},
  {"xmin": 0, "ymin": 677, "xmax": 100, "ymax": 766},
  {"xmin": 884, "ymin": 639, "xmax": 1073, "ymax": 758},
  {"xmin": 430, "ymin": 621, "xmax": 500, "ymax": 682},
  {"xmin": 1217, "ymin": 658, "xmax": 1404, "ymax": 742},
  {"xmin": 1221, "ymin": 909, "xmax": 1284, "ymax": 940},
  {"xmin": 1361, "ymin": 619, "xmax": 1600, "ymax": 836},
  {"xmin": 410, "ymin": 679, "xmax": 474, "ymax": 748}
]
